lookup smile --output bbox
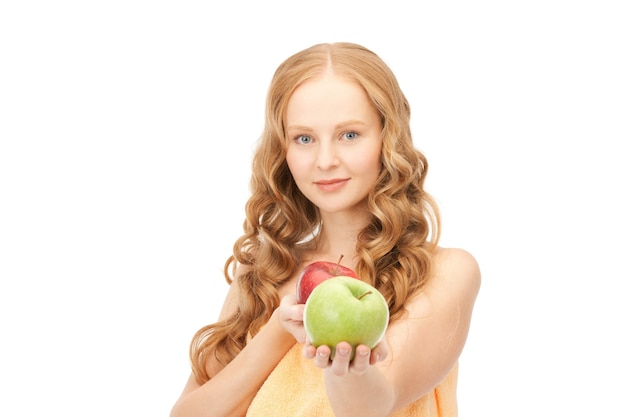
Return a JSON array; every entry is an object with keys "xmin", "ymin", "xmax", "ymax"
[{"xmin": 314, "ymin": 179, "xmax": 349, "ymax": 192}]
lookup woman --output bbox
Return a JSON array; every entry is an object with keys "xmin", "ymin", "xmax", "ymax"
[{"xmin": 170, "ymin": 42, "xmax": 481, "ymax": 417}]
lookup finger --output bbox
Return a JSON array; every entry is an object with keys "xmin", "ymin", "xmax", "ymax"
[
  {"xmin": 329, "ymin": 342, "xmax": 352, "ymax": 376},
  {"xmin": 291, "ymin": 304, "xmax": 305, "ymax": 321},
  {"xmin": 280, "ymin": 294, "xmax": 298, "ymax": 308},
  {"xmin": 313, "ymin": 345, "xmax": 332, "ymax": 368},
  {"xmin": 350, "ymin": 345, "xmax": 371, "ymax": 375},
  {"xmin": 302, "ymin": 344, "xmax": 316, "ymax": 360},
  {"xmin": 279, "ymin": 297, "xmax": 304, "ymax": 322}
]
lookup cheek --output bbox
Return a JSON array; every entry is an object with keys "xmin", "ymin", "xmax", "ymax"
[
  {"xmin": 285, "ymin": 148, "xmax": 304, "ymax": 179},
  {"xmin": 353, "ymin": 146, "xmax": 383, "ymax": 175}
]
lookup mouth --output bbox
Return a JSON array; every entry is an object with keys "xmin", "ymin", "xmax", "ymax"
[
  {"xmin": 314, "ymin": 179, "xmax": 348, "ymax": 185},
  {"xmin": 313, "ymin": 178, "xmax": 349, "ymax": 191}
]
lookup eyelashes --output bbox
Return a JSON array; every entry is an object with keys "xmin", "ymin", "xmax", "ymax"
[
  {"xmin": 292, "ymin": 131, "xmax": 360, "ymax": 144},
  {"xmin": 294, "ymin": 134, "xmax": 313, "ymax": 144},
  {"xmin": 343, "ymin": 131, "xmax": 359, "ymax": 141}
]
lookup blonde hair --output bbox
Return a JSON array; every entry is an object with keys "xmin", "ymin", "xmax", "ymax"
[{"xmin": 190, "ymin": 42, "xmax": 440, "ymax": 383}]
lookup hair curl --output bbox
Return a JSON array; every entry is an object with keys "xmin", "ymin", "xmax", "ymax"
[{"xmin": 189, "ymin": 42, "xmax": 440, "ymax": 384}]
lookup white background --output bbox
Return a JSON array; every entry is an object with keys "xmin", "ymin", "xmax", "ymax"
[{"xmin": 1, "ymin": 1, "xmax": 625, "ymax": 416}]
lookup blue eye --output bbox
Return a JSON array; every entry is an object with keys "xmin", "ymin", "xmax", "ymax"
[
  {"xmin": 343, "ymin": 131, "xmax": 359, "ymax": 141},
  {"xmin": 296, "ymin": 135, "xmax": 313, "ymax": 144}
]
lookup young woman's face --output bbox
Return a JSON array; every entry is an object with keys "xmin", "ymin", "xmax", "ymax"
[{"xmin": 285, "ymin": 74, "xmax": 382, "ymax": 215}]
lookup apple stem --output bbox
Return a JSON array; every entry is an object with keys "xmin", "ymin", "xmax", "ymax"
[
  {"xmin": 334, "ymin": 254, "xmax": 345, "ymax": 275},
  {"xmin": 358, "ymin": 290, "xmax": 373, "ymax": 300}
]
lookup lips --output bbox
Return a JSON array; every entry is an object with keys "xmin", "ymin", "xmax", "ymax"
[{"xmin": 314, "ymin": 178, "xmax": 349, "ymax": 192}]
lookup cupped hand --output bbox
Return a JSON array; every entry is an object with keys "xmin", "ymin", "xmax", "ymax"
[
  {"xmin": 303, "ymin": 337, "xmax": 389, "ymax": 376},
  {"xmin": 278, "ymin": 294, "xmax": 306, "ymax": 343}
]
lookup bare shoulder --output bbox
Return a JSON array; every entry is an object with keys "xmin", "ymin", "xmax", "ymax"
[
  {"xmin": 431, "ymin": 247, "xmax": 481, "ymax": 297},
  {"xmin": 217, "ymin": 262, "xmax": 251, "ymax": 321}
]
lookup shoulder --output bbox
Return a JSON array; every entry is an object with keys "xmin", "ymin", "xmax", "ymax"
[
  {"xmin": 431, "ymin": 246, "xmax": 481, "ymax": 296},
  {"xmin": 405, "ymin": 247, "xmax": 480, "ymax": 319},
  {"xmin": 422, "ymin": 247, "xmax": 482, "ymax": 333},
  {"xmin": 217, "ymin": 262, "xmax": 252, "ymax": 321}
]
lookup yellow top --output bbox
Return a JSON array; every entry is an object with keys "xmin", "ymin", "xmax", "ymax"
[{"xmin": 246, "ymin": 343, "xmax": 458, "ymax": 417}]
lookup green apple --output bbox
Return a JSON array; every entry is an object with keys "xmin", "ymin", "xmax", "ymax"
[{"xmin": 303, "ymin": 276, "xmax": 389, "ymax": 360}]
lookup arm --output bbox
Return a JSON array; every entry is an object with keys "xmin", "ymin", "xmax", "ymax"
[
  {"xmin": 309, "ymin": 247, "xmax": 481, "ymax": 417},
  {"xmin": 170, "ymin": 277, "xmax": 297, "ymax": 417}
]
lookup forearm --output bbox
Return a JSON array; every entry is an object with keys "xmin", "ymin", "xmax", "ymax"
[
  {"xmin": 324, "ymin": 366, "xmax": 395, "ymax": 417},
  {"xmin": 170, "ymin": 310, "xmax": 296, "ymax": 417}
]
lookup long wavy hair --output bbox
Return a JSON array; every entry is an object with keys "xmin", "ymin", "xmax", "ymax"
[{"xmin": 190, "ymin": 42, "xmax": 441, "ymax": 384}]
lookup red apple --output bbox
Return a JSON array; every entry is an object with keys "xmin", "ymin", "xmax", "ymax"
[{"xmin": 296, "ymin": 255, "xmax": 359, "ymax": 304}]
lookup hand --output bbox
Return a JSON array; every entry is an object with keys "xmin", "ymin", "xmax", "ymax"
[
  {"xmin": 278, "ymin": 294, "xmax": 306, "ymax": 343},
  {"xmin": 303, "ymin": 337, "xmax": 389, "ymax": 376}
]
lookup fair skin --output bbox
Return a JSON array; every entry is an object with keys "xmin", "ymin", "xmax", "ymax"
[
  {"xmin": 170, "ymin": 73, "xmax": 481, "ymax": 417},
  {"xmin": 285, "ymin": 72, "xmax": 383, "ymax": 221}
]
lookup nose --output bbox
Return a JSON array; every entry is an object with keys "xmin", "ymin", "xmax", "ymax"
[{"xmin": 316, "ymin": 140, "xmax": 339, "ymax": 170}]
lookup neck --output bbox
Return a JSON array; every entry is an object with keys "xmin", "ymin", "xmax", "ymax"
[{"xmin": 314, "ymin": 210, "xmax": 371, "ymax": 268}]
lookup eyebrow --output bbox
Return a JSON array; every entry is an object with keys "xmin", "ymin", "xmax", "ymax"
[{"xmin": 286, "ymin": 120, "xmax": 367, "ymax": 132}]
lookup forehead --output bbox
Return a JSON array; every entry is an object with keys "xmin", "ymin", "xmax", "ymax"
[{"xmin": 285, "ymin": 74, "xmax": 377, "ymax": 126}]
